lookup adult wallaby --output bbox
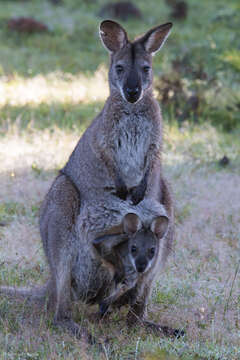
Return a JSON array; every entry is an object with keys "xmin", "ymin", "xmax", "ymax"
[
  {"xmin": 62, "ymin": 19, "xmax": 172, "ymax": 204},
  {"xmin": 93, "ymin": 212, "xmax": 167, "ymax": 317},
  {"xmin": 0, "ymin": 20, "xmax": 175, "ymax": 338}
]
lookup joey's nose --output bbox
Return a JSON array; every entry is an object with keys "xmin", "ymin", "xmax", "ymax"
[{"xmin": 136, "ymin": 261, "xmax": 147, "ymax": 273}]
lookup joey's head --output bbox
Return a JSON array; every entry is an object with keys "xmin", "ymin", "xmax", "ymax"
[
  {"xmin": 123, "ymin": 213, "xmax": 169, "ymax": 274},
  {"xmin": 99, "ymin": 20, "xmax": 172, "ymax": 104},
  {"xmin": 92, "ymin": 211, "xmax": 169, "ymax": 275}
]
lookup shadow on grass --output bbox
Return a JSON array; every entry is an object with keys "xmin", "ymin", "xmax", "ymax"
[{"xmin": 0, "ymin": 101, "xmax": 104, "ymax": 133}]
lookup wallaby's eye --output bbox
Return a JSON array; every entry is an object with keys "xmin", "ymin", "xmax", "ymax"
[
  {"xmin": 143, "ymin": 66, "xmax": 150, "ymax": 74},
  {"xmin": 116, "ymin": 65, "xmax": 124, "ymax": 74},
  {"xmin": 131, "ymin": 245, "xmax": 137, "ymax": 254}
]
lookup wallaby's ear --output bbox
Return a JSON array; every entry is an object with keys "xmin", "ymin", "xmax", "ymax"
[
  {"xmin": 123, "ymin": 213, "xmax": 142, "ymax": 234},
  {"xmin": 93, "ymin": 234, "xmax": 128, "ymax": 256},
  {"xmin": 99, "ymin": 20, "xmax": 128, "ymax": 53},
  {"xmin": 151, "ymin": 216, "xmax": 169, "ymax": 239},
  {"xmin": 140, "ymin": 22, "xmax": 172, "ymax": 55}
]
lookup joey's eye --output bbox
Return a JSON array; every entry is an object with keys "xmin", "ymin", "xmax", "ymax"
[
  {"xmin": 143, "ymin": 66, "xmax": 150, "ymax": 74},
  {"xmin": 116, "ymin": 65, "xmax": 124, "ymax": 74},
  {"xmin": 131, "ymin": 245, "xmax": 137, "ymax": 254}
]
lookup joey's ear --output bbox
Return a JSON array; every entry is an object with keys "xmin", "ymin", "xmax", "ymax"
[
  {"xmin": 140, "ymin": 22, "xmax": 172, "ymax": 55},
  {"xmin": 99, "ymin": 20, "xmax": 128, "ymax": 53},
  {"xmin": 151, "ymin": 216, "xmax": 169, "ymax": 239},
  {"xmin": 123, "ymin": 213, "xmax": 142, "ymax": 234},
  {"xmin": 93, "ymin": 234, "xmax": 128, "ymax": 256}
]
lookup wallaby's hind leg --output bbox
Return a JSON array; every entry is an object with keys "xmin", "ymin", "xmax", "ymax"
[{"xmin": 39, "ymin": 174, "xmax": 88, "ymax": 338}]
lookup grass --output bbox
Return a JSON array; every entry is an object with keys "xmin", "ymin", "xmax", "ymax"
[{"xmin": 0, "ymin": 0, "xmax": 240, "ymax": 359}]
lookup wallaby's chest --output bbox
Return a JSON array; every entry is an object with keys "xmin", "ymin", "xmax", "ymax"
[{"xmin": 112, "ymin": 113, "xmax": 154, "ymax": 188}]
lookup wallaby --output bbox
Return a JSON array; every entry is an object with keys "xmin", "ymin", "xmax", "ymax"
[
  {"xmin": 62, "ymin": 20, "xmax": 172, "ymax": 205},
  {"xmin": 46, "ymin": 20, "xmax": 173, "ymax": 335},
  {"xmin": 0, "ymin": 20, "xmax": 176, "ymax": 339},
  {"xmin": 93, "ymin": 212, "xmax": 167, "ymax": 317}
]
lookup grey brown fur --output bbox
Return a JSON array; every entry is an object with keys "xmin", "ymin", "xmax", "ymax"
[{"xmin": 0, "ymin": 20, "xmax": 175, "ymax": 338}]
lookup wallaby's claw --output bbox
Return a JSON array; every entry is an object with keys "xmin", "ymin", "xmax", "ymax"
[{"xmin": 143, "ymin": 320, "xmax": 185, "ymax": 338}]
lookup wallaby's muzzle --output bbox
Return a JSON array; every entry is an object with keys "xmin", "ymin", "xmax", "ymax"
[
  {"xmin": 123, "ymin": 85, "xmax": 141, "ymax": 103},
  {"xmin": 123, "ymin": 68, "xmax": 142, "ymax": 103},
  {"xmin": 136, "ymin": 257, "xmax": 148, "ymax": 273},
  {"xmin": 136, "ymin": 262, "xmax": 147, "ymax": 273}
]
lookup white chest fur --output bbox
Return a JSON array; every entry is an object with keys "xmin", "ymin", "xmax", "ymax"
[{"xmin": 112, "ymin": 113, "xmax": 153, "ymax": 189}]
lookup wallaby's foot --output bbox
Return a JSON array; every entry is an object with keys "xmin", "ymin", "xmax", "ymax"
[
  {"xmin": 53, "ymin": 318, "xmax": 97, "ymax": 344},
  {"xmin": 127, "ymin": 314, "xmax": 184, "ymax": 339},
  {"xmin": 143, "ymin": 320, "xmax": 185, "ymax": 339}
]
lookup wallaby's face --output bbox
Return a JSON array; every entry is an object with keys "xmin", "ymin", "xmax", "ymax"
[
  {"xmin": 92, "ymin": 212, "xmax": 169, "ymax": 275},
  {"xmin": 100, "ymin": 20, "xmax": 172, "ymax": 104},
  {"xmin": 108, "ymin": 44, "xmax": 153, "ymax": 104},
  {"xmin": 128, "ymin": 229, "xmax": 157, "ymax": 273},
  {"xmin": 122, "ymin": 212, "xmax": 169, "ymax": 274}
]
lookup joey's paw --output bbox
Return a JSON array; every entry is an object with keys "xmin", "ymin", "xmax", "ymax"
[{"xmin": 143, "ymin": 320, "xmax": 185, "ymax": 338}]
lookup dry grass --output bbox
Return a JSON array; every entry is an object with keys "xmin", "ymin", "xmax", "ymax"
[{"xmin": 0, "ymin": 123, "xmax": 239, "ymax": 358}]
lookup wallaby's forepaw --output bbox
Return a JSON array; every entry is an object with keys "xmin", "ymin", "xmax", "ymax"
[
  {"xmin": 131, "ymin": 186, "xmax": 145, "ymax": 205},
  {"xmin": 115, "ymin": 174, "xmax": 128, "ymax": 200},
  {"xmin": 116, "ymin": 187, "xmax": 128, "ymax": 200},
  {"xmin": 143, "ymin": 320, "xmax": 185, "ymax": 339}
]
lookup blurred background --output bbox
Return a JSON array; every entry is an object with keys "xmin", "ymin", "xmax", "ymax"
[{"xmin": 0, "ymin": 0, "xmax": 239, "ymax": 131}]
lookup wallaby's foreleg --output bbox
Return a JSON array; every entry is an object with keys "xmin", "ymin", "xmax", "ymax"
[
  {"xmin": 131, "ymin": 167, "xmax": 150, "ymax": 205},
  {"xmin": 99, "ymin": 276, "xmax": 137, "ymax": 317},
  {"xmin": 145, "ymin": 156, "xmax": 162, "ymax": 200},
  {"xmin": 93, "ymin": 139, "xmax": 128, "ymax": 200},
  {"xmin": 131, "ymin": 156, "xmax": 162, "ymax": 205}
]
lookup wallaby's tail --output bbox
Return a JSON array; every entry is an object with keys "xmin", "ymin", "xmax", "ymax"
[{"xmin": 0, "ymin": 280, "xmax": 51, "ymax": 303}]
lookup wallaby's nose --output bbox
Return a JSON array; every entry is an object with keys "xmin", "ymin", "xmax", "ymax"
[
  {"xmin": 136, "ymin": 261, "xmax": 147, "ymax": 273},
  {"xmin": 126, "ymin": 87, "xmax": 139, "ymax": 96}
]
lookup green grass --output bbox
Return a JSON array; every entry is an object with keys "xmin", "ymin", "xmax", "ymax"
[
  {"xmin": 0, "ymin": 0, "xmax": 240, "ymax": 359},
  {"xmin": 0, "ymin": 0, "xmax": 239, "ymax": 131}
]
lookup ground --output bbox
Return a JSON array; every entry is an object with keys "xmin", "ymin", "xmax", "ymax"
[{"xmin": 0, "ymin": 0, "xmax": 240, "ymax": 359}]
